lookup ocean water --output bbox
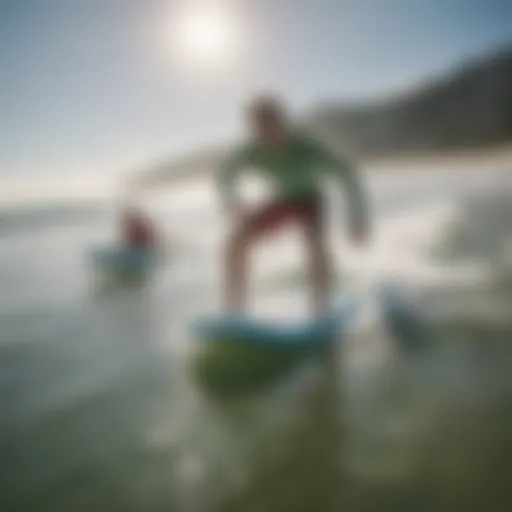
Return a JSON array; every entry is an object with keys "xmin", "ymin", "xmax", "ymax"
[{"xmin": 0, "ymin": 160, "xmax": 511, "ymax": 511}]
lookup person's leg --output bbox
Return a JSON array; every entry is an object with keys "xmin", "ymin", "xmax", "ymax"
[
  {"xmin": 224, "ymin": 227, "xmax": 251, "ymax": 313},
  {"xmin": 304, "ymin": 207, "xmax": 339, "ymax": 377},
  {"xmin": 306, "ymin": 229, "xmax": 333, "ymax": 316},
  {"xmin": 223, "ymin": 201, "xmax": 284, "ymax": 313},
  {"xmin": 303, "ymin": 197, "xmax": 333, "ymax": 316}
]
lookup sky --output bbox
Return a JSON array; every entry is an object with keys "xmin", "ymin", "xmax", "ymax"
[{"xmin": 0, "ymin": 0, "xmax": 511, "ymax": 177}]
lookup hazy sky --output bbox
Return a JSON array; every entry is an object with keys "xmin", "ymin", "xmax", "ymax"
[{"xmin": 1, "ymin": 0, "xmax": 511, "ymax": 176}]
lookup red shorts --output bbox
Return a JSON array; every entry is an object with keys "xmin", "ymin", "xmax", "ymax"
[{"xmin": 240, "ymin": 195, "xmax": 324, "ymax": 239}]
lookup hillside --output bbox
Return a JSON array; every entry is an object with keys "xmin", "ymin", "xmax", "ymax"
[
  {"xmin": 306, "ymin": 46, "xmax": 512, "ymax": 156},
  {"xmin": 134, "ymin": 46, "xmax": 512, "ymax": 186}
]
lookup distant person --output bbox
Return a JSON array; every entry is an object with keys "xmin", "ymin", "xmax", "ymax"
[
  {"xmin": 120, "ymin": 206, "xmax": 158, "ymax": 251},
  {"xmin": 217, "ymin": 95, "xmax": 371, "ymax": 315}
]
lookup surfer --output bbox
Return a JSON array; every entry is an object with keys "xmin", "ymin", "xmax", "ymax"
[
  {"xmin": 218, "ymin": 95, "xmax": 371, "ymax": 315},
  {"xmin": 120, "ymin": 206, "xmax": 158, "ymax": 251}
]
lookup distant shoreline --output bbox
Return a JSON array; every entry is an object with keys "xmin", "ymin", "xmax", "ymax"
[{"xmin": 361, "ymin": 144, "xmax": 512, "ymax": 172}]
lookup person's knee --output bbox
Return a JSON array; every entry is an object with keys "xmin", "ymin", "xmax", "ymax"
[
  {"xmin": 315, "ymin": 246, "xmax": 332, "ymax": 268},
  {"xmin": 227, "ymin": 229, "xmax": 251, "ymax": 259},
  {"xmin": 307, "ymin": 233, "xmax": 329, "ymax": 261}
]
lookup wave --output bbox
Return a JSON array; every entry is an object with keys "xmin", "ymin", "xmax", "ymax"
[{"xmin": 0, "ymin": 200, "xmax": 108, "ymax": 234}]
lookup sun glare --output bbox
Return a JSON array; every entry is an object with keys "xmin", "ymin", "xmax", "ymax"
[{"xmin": 170, "ymin": 3, "xmax": 241, "ymax": 72}]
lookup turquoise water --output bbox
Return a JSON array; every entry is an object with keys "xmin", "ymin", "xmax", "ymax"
[{"xmin": 0, "ymin": 165, "xmax": 511, "ymax": 511}]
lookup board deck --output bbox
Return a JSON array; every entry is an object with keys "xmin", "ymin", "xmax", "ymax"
[{"xmin": 193, "ymin": 300, "xmax": 357, "ymax": 349}]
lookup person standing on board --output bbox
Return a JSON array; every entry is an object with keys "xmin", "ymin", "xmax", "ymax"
[{"xmin": 217, "ymin": 96, "xmax": 371, "ymax": 316}]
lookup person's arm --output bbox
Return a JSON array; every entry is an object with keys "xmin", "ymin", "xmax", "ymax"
[
  {"xmin": 314, "ymin": 140, "xmax": 371, "ymax": 239},
  {"xmin": 216, "ymin": 146, "xmax": 250, "ymax": 214}
]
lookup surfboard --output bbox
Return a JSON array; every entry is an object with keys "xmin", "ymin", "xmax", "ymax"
[
  {"xmin": 193, "ymin": 299, "xmax": 357, "ymax": 349},
  {"xmin": 91, "ymin": 246, "xmax": 158, "ymax": 277}
]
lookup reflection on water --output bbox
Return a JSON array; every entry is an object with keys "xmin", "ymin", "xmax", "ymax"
[{"xmin": 0, "ymin": 167, "xmax": 511, "ymax": 511}]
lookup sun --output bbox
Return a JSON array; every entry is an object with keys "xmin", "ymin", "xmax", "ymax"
[{"xmin": 170, "ymin": 3, "xmax": 241, "ymax": 72}]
